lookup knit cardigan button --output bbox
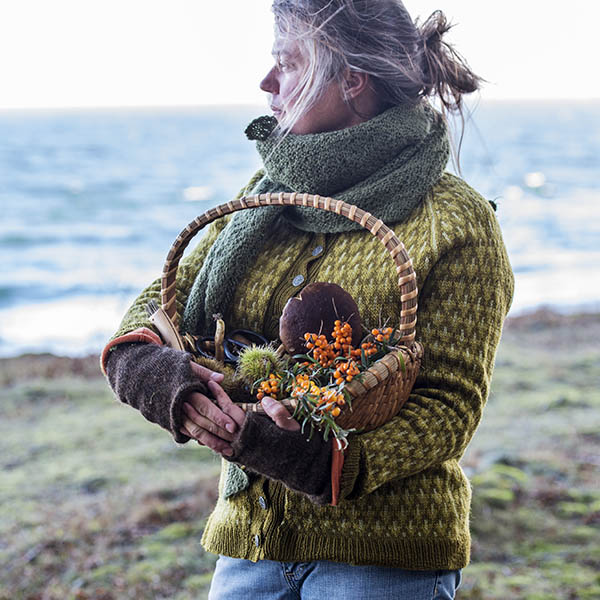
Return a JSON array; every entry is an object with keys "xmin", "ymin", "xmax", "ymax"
[
  {"xmin": 258, "ymin": 496, "xmax": 268, "ymax": 510},
  {"xmin": 311, "ymin": 245, "xmax": 323, "ymax": 256},
  {"xmin": 292, "ymin": 274, "xmax": 305, "ymax": 286},
  {"xmin": 253, "ymin": 534, "xmax": 261, "ymax": 547}
]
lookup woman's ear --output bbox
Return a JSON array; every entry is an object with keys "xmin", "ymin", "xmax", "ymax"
[{"xmin": 343, "ymin": 70, "xmax": 371, "ymax": 100}]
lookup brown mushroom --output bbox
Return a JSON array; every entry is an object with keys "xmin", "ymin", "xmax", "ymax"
[{"xmin": 279, "ymin": 282, "xmax": 362, "ymax": 354}]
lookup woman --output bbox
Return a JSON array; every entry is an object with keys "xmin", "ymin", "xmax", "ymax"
[{"xmin": 102, "ymin": 1, "xmax": 514, "ymax": 598}]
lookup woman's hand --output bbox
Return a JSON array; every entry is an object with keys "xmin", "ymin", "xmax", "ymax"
[
  {"xmin": 180, "ymin": 362, "xmax": 245, "ymax": 456},
  {"xmin": 260, "ymin": 396, "xmax": 300, "ymax": 432},
  {"xmin": 189, "ymin": 361, "xmax": 226, "ymax": 385},
  {"xmin": 181, "ymin": 362, "xmax": 300, "ymax": 455}
]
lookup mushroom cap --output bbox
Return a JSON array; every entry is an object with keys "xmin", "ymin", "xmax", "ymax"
[{"xmin": 279, "ymin": 282, "xmax": 362, "ymax": 354}]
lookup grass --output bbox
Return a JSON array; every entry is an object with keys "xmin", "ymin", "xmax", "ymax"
[
  {"xmin": 0, "ymin": 375, "xmax": 220, "ymax": 600},
  {"xmin": 0, "ymin": 310, "xmax": 598, "ymax": 599}
]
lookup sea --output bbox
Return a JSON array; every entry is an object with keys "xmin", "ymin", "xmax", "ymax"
[{"xmin": 0, "ymin": 101, "xmax": 598, "ymax": 357}]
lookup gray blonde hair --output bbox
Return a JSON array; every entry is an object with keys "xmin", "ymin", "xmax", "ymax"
[{"xmin": 271, "ymin": 0, "xmax": 482, "ymax": 135}]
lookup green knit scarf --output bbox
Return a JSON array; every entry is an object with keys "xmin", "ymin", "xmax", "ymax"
[{"xmin": 181, "ymin": 102, "xmax": 449, "ymax": 337}]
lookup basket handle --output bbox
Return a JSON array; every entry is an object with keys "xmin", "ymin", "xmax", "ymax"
[{"xmin": 161, "ymin": 192, "xmax": 418, "ymax": 343}]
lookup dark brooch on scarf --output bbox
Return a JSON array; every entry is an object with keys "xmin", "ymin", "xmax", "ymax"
[{"xmin": 245, "ymin": 115, "xmax": 278, "ymax": 141}]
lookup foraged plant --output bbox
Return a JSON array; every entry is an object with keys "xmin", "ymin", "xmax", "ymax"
[
  {"xmin": 247, "ymin": 320, "xmax": 402, "ymax": 448},
  {"xmin": 237, "ymin": 344, "xmax": 285, "ymax": 383}
]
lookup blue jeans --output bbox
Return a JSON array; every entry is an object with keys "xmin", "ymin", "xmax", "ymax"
[{"xmin": 208, "ymin": 556, "xmax": 462, "ymax": 599}]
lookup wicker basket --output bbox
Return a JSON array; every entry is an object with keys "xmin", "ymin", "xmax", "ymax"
[{"xmin": 159, "ymin": 191, "xmax": 423, "ymax": 433}]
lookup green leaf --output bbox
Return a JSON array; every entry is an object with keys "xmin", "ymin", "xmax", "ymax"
[
  {"xmin": 291, "ymin": 399, "xmax": 301, "ymax": 420},
  {"xmin": 396, "ymin": 351, "xmax": 406, "ymax": 374},
  {"xmin": 301, "ymin": 416, "xmax": 309, "ymax": 435},
  {"xmin": 361, "ymin": 348, "xmax": 368, "ymax": 368},
  {"xmin": 293, "ymin": 353, "xmax": 318, "ymax": 364},
  {"xmin": 342, "ymin": 388, "xmax": 352, "ymax": 409}
]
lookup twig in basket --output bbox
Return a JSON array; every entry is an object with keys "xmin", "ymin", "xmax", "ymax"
[{"xmin": 213, "ymin": 313, "xmax": 225, "ymax": 363}]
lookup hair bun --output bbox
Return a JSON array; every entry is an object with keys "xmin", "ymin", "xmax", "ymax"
[
  {"xmin": 416, "ymin": 10, "xmax": 482, "ymax": 113},
  {"xmin": 419, "ymin": 9, "xmax": 451, "ymax": 49}
]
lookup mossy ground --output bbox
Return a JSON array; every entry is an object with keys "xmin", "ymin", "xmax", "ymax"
[
  {"xmin": 0, "ymin": 371, "xmax": 220, "ymax": 600},
  {"xmin": 457, "ymin": 311, "xmax": 600, "ymax": 599},
  {"xmin": 1, "ymin": 311, "xmax": 598, "ymax": 599}
]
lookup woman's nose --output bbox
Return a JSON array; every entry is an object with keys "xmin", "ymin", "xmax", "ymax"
[{"xmin": 260, "ymin": 67, "xmax": 278, "ymax": 94}]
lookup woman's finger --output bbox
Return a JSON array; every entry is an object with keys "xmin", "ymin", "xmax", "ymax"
[
  {"xmin": 180, "ymin": 425, "xmax": 196, "ymax": 439},
  {"xmin": 181, "ymin": 426, "xmax": 206, "ymax": 447},
  {"xmin": 190, "ymin": 361, "xmax": 225, "ymax": 383},
  {"xmin": 186, "ymin": 390, "xmax": 238, "ymax": 434},
  {"xmin": 207, "ymin": 380, "xmax": 246, "ymax": 428},
  {"xmin": 261, "ymin": 397, "xmax": 301, "ymax": 431},
  {"xmin": 180, "ymin": 421, "xmax": 233, "ymax": 456},
  {"xmin": 183, "ymin": 402, "xmax": 234, "ymax": 441}
]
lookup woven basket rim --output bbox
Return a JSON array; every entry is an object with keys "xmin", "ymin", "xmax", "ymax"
[
  {"xmin": 344, "ymin": 341, "xmax": 424, "ymax": 399},
  {"xmin": 160, "ymin": 192, "xmax": 419, "ymax": 344}
]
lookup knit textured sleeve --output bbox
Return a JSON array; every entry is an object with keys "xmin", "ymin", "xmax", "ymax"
[{"xmin": 340, "ymin": 238, "xmax": 514, "ymax": 499}]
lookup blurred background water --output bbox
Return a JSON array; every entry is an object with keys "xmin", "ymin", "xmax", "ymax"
[{"xmin": 0, "ymin": 101, "xmax": 598, "ymax": 357}]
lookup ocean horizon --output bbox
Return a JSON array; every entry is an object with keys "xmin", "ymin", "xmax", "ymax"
[{"xmin": 1, "ymin": 100, "xmax": 598, "ymax": 357}]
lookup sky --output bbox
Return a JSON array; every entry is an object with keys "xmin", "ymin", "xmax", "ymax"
[{"xmin": 0, "ymin": 0, "xmax": 598, "ymax": 110}]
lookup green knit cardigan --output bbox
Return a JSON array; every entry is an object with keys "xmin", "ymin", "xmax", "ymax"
[{"xmin": 113, "ymin": 170, "xmax": 514, "ymax": 570}]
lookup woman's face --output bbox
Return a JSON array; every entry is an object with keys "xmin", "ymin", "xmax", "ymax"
[{"xmin": 260, "ymin": 37, "xmax": 357, "ymax": 135}]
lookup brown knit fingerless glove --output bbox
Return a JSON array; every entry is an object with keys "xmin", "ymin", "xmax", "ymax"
[
  {"xmin": 229, "ymin": 412, "xmax": 333, "ymax": 505},
  {"xmin": 104, "ymin": 342, "xmax": 207, "ymax": 443}
]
